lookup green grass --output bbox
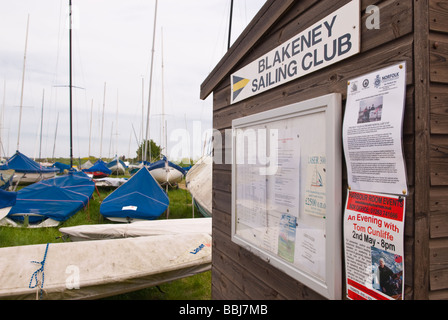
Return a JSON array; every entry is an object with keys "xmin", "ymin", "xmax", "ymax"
[
  {"xmin": 0, "ymin": 180, "xmax": 211, "ymax": 300},
  {"xmin": 104, "ymin": 269, "xmax": 211, "ymax": 300}
]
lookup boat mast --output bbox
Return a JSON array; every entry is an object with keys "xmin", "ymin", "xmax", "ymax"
[
  {"xmin": 38, "ymin": 89, "xmax": 45, "ymax": 159},
  {"xmin": 17, "ymin": 14, "xmax": 30, "ymax": 151},
  {"xmin": 141, "ymin": 77, "xmax": 144, "ymax": 161},
  {"xmin": 227, "ymin": 0, "xmax": 233, "ymax": 50},
  {"xmin": 100, "ymin": 82, "xmax": 106, "ymax": 159},
  {"xmin": 69, "ymin": 0, "xmax": 73, "ymax": 168},
  {"xmin": 88, "ymin": 98, "xmax": 93, "ymax": 157},
  {"xmin": 1, "ymin": 80, "xmax": 5, "ymax": 158},
  {"xmin": 52, "ymin": 112, "xmax": 59, "ymax": 159},
  {"xmin": 144, "ymin": 0, "xmax": 158, "ymax": 163},
  {"xmin": 161, "ymin": 28, "xmax": 165, "ymax": 156},
  {"xmin": 115, "ymin": 89, "xmax": 119, "ymax": 157}
]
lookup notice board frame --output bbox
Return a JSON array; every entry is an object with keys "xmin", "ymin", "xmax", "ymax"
[{"xmin": 231, "ymin": 93, "xmax": 342, "ymax": 299}]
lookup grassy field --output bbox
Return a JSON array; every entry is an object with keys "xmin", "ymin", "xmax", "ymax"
[{"xmin": 0, "ymin": 179, "xmax": 211, "ymax": 300}]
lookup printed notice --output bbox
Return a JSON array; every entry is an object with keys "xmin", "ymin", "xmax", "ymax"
[
  {"xmin": 304, "ymin": 155, "xmax": 326, "ymax": 217},
  {"xmin": 271, "ymin": 125, "xmax": 301, "ymax": 217},
  {"xmin": 278, "ymin": 214, "xmax": 297, "ymax": 263},
  {"xmin": 343, "ymin": 62, "xmax": 407, "ymax": 195},
  {"xmin": 344, "ymin": 190, "xmax": 405, "ymax": 300},
  {"xmin": 295, "ymin": 223, "xmax": 326, "ymax": 281}
]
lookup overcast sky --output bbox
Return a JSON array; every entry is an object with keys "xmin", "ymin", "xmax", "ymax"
[{"xmin": 0, "ymin": 0, "xmax": 266, "ymax": 161}]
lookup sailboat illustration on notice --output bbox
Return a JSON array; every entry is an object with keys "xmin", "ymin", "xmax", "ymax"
[{"xmin": 310, "ymin": 166, "xmax": 324, "ymax": 187}]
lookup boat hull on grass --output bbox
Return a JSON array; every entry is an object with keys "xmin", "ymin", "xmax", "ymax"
[
  {"xmin": 149, "ymin": 167, "xmax": 184, "ymax": 186},
  {"xmin": 59, "ymin": 217, "xmax": 212, "ymax": 241},
  {"xmin": 147, "ymin": 156, "xmax": 186, "ymax": 186},
  {"xmin": 107, "ymin": 157, "xmax": 127, "ymax": 175},
  {"xmin": 0, "ymin": 232, "xmax": 211, "ymax": 300},
  {"xmin": 12, "ymin": 172, "xmax": 56, "ymax": 184},
  {"xmin": 186, "ymin": 154, "xmax": 212, "ymax": 217}
]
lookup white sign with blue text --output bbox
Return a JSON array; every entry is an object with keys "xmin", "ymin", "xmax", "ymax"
[{"xmin": 230, "ymin": 0, "xmax": 360, "ymax": 104}]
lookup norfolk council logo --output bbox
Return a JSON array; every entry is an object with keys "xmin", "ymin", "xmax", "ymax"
[{"xmin": 374, "ymin": 74, "xmax": 381, "ymax": 88}]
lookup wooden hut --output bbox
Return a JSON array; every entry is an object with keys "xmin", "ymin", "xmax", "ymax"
[{"xmin": 200, "ymin": 0, "xmax": 448, "ymax": 300}]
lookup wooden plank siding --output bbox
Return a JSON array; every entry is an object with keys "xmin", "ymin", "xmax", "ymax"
[
  {"xmin": 201, "ymin": 0, "xmax": 448, "ymax": 300},
  {"xmin": 428, "ymin": 0, "xmax": 448, "ymax": 300},
  {"xmin": 413, "ymin": 0, "xmax": 431, "ymax": 300}
]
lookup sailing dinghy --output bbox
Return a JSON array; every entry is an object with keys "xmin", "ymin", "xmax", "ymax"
[
  {"xmin": 82, "ymin": 159, "xmax": 111, "ymax": 178},
  {"xmin": 0, "ymin": 151, "xmax": 58, "ymax": 185},
  {"xmin": 0, "ymin": 170, "xmax": 95, "ymax": 228},
  {"xmin": 106, "ymin": 156, "xmax": 126, "ymax": 175},
  {"xmin": 185, "ymin": 154, "xmax": 212, "ymax": 217},
  {"xmin": 100, "ymin": 166, "xmax": 169, "ymax": 222},
  {"xmin": 59, "ymin": 217, "xmax": 211, "ymax": 241},
  {"xmin": 147, "ymin": 155, "xmax": 186, "ymax": 186},
  {"xmin": 0, "ymin": 232, "xmax": 211, "ymax": 300},
  {"xmin": 80, "ymin": 160, "xmax": 93, "ymax": 170}
]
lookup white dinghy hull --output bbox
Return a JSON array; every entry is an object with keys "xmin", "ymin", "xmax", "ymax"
[
  {"xmin": 59, "ymin": 217, "xmax": 212, "ymax": 241},
  {"xmin": 0, "ymin": 232, "xmax": 211, "ymax": 300}
]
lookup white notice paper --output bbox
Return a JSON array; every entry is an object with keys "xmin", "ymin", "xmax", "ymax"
[
  {"xmin": 343, "ymin": 62, "xmax": 407, "ymax": 196},
  {"xmin": 304, "ymin": 154, "xmax": 327, "ymax": 217}
]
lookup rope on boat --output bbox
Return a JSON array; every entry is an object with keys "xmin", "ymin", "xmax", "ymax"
[{"xmin": 29, "ymin": 243, "xmax": 50, "ymax": 300}]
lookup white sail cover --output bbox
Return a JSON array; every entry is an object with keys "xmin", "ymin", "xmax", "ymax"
[
  {"xmin": 0, "ymin": 232, "xmax": 211, "ymax": 300},
  {"xmin": 59, "ymin": 217, "xmax": 211, "ymax": 241},
  {"xmin": 93, "ymin": 177, "xmax": 128, "ymax": 188}
]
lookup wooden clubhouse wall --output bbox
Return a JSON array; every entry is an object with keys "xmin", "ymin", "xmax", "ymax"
[{"xmin": 200, "ymin": 0, "xmax": 448, "ymax": 299}]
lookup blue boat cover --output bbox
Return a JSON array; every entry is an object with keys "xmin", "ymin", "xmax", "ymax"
[
  {"xmin": 82, "ymin": 159, "xmax": 112, "ymax": 175},
  {"xmin": 0, "ymin": 150, "xmax": 59, "ymax": 173},
  {"xmin": 7, "ymin": 170, "xmax": 95, "ymax": 224},
  {"xmin": 107, "ymin": 157, "xmax": 128, "ymax": 169},
  {"xmin": 148, "ymin": 156, "xmax": 186, "ymax": 175},
  {"xmin": 51, "ymin": 161, "xmax": 71, "ymax": 173},
  {"xmin": 100, "ymin": 167, "xmax": 169, "ymax": 220},
  {"xmin": 0, "ymin": 189, "xmax": 16, "ymax": 209}
]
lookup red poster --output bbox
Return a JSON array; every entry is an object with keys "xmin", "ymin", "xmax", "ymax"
[{"xmin": 344, "ymin": 190, "xmax": 405, "ymax": 300}]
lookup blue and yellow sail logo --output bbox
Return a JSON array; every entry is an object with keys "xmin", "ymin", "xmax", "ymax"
[{"xmin": 232, "ymin": 76, "xmax": 250, "ymax": 101}]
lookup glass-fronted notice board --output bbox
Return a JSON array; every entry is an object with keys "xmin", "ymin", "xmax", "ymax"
[{"xmin": 231, "ymin": 93, "xmax": 343, "ymax": 299}]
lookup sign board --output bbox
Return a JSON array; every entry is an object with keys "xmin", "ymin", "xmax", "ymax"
[
  {"xmin": 231, "ymin": 93, "xmax": 342, "ymax": 299},
  {"xmin": 342, "ymin": 62, "xmax": 408, "ymax": 195},
  {"xmin": 230, "ymin": 0, "xmax": 360, "ymax": 104},
  {"xmin": 344, "ymin": 190, "xmax": 405, "ymax": 300}
]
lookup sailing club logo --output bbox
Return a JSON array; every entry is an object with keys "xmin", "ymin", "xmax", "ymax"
[{"xmin": 232, "ymin": 75, "xmax": 250, "ymax": 101}]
